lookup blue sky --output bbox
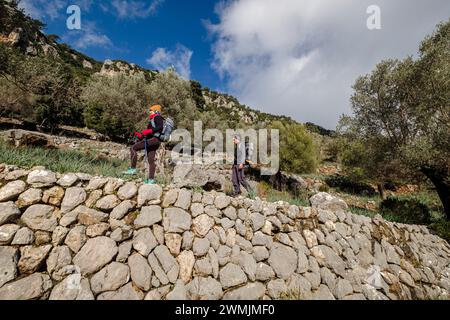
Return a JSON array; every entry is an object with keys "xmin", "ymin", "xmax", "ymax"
[
  {"xmin": 20, "ymin": 0, "xmax": 224, "ymax": 90},
  {"xmin": 19, "ymin": 0, "xmax": 450, "ymax": 129}
]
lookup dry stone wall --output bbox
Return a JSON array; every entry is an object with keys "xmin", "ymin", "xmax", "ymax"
[{"xmin": 0, "ymin": 164, "xmax": 449, "ymax": 300}]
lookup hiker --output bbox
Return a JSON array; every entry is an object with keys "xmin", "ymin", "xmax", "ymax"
[
  {"xmin": 231, "ymin": 134, "xmax": 251, "ymax": 196},
  {"xmin": 123, "ymin": 104, "xmax": 164, "ymax": 184}
]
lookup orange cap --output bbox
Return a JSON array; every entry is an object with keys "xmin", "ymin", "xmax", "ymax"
[{"xmin": 149, "ymin": 104, "xmax": 162, "ymax": 112}]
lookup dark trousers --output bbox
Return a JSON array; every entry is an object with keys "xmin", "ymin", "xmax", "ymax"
[
  {"xmin": 131, "ymin": 138, "xmax": 160, "ymax": 179},
  {"xmin": 232, "ymin": 164, "xmax": 250, "ymax": 194}
]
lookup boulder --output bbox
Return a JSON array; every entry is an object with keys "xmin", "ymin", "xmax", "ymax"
[
  {"xmin": 137, "ymin": 184, "xmax": 163, "ymax": 207},
  {"xmin": 61, "ymin": 187, "xmax": 86, "ymax": 213},
  {"xmin": 268, "ymin": 243, "xmax": 298, "ymax": 280},
  {"xmin": 73, "ymin": 237, "xmax": 118, "ymax": 275},
  {"xmin": 0, "ymin": 224, "xmax": 20, "ymax": 245},
  {"xmin": 18, "ymin": 244, "xmax": 52, "ymax": 274},
  {"xmin": 90, "ymin": 262, "xmax": 130, "ymax": 294},
  {"xmin": 0, "ymin": 201, "xmax": 21, "ymax": 225},
  {"xmin": 163, "ymin": 208, "xmax": 192, "ymax": 233},
  {"xmin": 16, "ymin": 189, "xmax": 42, "ymax": 208},
  {"xmin": 219, "ymin": 263, "xmax": 247, "ymax": 289},
  {"xmin": 0, "ymin": 273, "xmax": 52, "ymax": 300},
  {"xmin": 222, "ymin": 282, "xmax": 266, "ymax": 300},
  {"xmin": 310, "ymin": 192, "xmax": 348, "ymax": 213},
  {"xmin": 0, "ymin": 246, "xmax": 19, "ymax": 288},
  {"xmin": 21, "ymin": 204, "xmax": 57, "ymax": 232},
  {"xmin": 134, "ymin": 205, "xmax": 162, "ymax": 228},
  {"xmin": 0, "ymin": 180, "xmax": 26, "ymax": 202},
  {"xmin": 27, "ymin": 169, "xmax": 56, "ymax": 187},
  {"xmin": 128, "ymin": 253, "xmax": 152, "ymax": 291}
]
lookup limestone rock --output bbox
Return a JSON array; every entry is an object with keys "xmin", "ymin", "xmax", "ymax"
[
  {"xmin": 42, "ymin": 186, "xmax": 65, "ymax": 206},
  {"xmin": 16, "ymin": 189, "xmax": 42, "ymax": 209},
  {"xmin": 178, "ymin": 250, "xmax": 195, "ymax": 284},
  {"xmin": 18, "ymin": 244, "xmax": 52, "ymax": 274},
  {"xmin": 219, "ymin": 263, "xmax": 247, "ymax": 289},
  {"xmin": 97, "ymin": 282, "xmax": 144, "ymax": 300},
  {"xmin": 268, "ymin": 243, "xmax": 298, "ymax": 280},
  {"xmin": 57, "ymin": 173, "xmax": 79, "ymax": 187},
  {"xmin": 27, "ymin": 169, "xmax": 56, "ymax": 187},
  {"xmin": 96, "ymin": 195, "xmax": 121, "ymax": 211},
  {"xmin": 61, "ymin": 187, "xmax": 86, "ymax": 213},
  {"xmin": 310, "ymin": 192, "xmax": 348, "ymax": 213},
  {"xmin": 0, "ymin": 224, "xmax": 20, "ymax": 245},
  {"xmin": 111, "ymin": 200, "xmax": 136, "ymax": 220},
  {"xmin": 90, "ymin": 262, "xmax": 130, "ymax": 294},
  {"xmin": 137, "ymin": 184, "xmax": 163, "ymax": 207},
  {"xmin": 73, "ymin": 236, "xmax": 118, "ymax": 275},
  {"xmin": 132, "ymin": 228, "xmax": 158, "ymax": 257},
  {"xmin": 128, "ymin": 253, "xmax": 152, "ymax": 291},
  {"xmin": 21, "ymin": 204, "xmax": 57, "ymax": 232},
  {"xmin": 166, "ymin": 279, "xmax": 188, "ymax": 300},
  {"xmin": 163, "ymin": 208, "xmax": 192, "ymax": 233},
  {"xmin": 223, "ymin": 282, "xmax": 266, "ymax": 300},
  {"xmin": 47, "ymin": 245, "xmax": 72, "ymax": 277},
  {"xmin": 153, "ymin": 245, "xmax": 179, "ymax": 283},
  {"xmin": 49, "ymin": 277, "xmax": 94, "ymax": 300},
  {"xmin": 0, "ymin": 180, "xmax": 27, "ymax": 202},
  {"xmin": 11, "ymin": 227, "xmax": 35, "ymax": 245},
  {"xmin": 117, "ymin": 182, "xmax": 138, "ymax": 200},
  {"xmin": 135, "ymin": 205, "xmax": 162, "ymax": 228},
  {"xmin": 0, "ymin": 246, "xmax": 19, "ymax": 288},
  {"xmin": 165, "ymin": 233, "xmax": 182, "ymax": 255},
  {"xmin": 174, "ymin": 189, "xmax": 192, "ymax": 210},
  {"xmin": 0, "ymin": 273, "xmax": 52, "ymax": 300},
  {"xmin": 193, "ymin": 237, "xmax": 210, "ymax": 257},
  {"xmin": 0, "ymin": 201, "xmax": 21, "ymax": 226},
  {"xmin": 65, "ymin": 225, "xmax": 87, "ymax": 253},
  {"xmin": 186, "ymin": 276, "xmax": 223, "ymax": 300},
  {"xmin": 192, "ymin": 214, "xmax": 215, "ymax": 237}
]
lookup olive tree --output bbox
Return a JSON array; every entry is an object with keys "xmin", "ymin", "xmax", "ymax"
[{"xmin": 338, "ymin": 20, "xmax": 450, "ymax": 218}]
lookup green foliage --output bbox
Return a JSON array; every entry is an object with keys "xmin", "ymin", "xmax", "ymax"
[
  {"xmin": 190, "ymin": 80, "xmax": 205, "ymax": 109},
  {"xmin": 337, "ymin": 20, "xmax": 450, "ymax": 217},
  {"xmin": 271, "ymin": 121, "xmax": 318, "ymax": 174},
  {"xmin": 305, "ymin": 122, "xmax": 335, "ymax": 137},
  {"xmin": 81, "ymin": 73, "xmax": 151, "ymax": 139},
  {"xmin": 429, "ymin": 221, "xmax": 450, "ymax": 244},
  {"xmin": 146, "ymin": 69, "xmax": 199, "ymax": 132},
  {"xmin": 0, "ymin": 43, "xmax": 83, "ymax": 129}
]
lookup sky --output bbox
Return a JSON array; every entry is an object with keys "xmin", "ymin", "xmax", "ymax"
[{"xmin": 18, "ymin": 0, "xmax": 450, "ymax": 129}]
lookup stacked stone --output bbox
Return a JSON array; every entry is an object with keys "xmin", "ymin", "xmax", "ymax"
[{"xmin": 0, "ymin": 164, "xmax": 449, "ymax": 300}]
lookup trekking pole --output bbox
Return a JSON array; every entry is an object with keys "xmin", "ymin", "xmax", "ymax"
[{"xmin": 144, "ymin": 137, "xmax": 149, "ymax": 180}]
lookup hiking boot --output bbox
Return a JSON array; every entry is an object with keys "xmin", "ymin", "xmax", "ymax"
[
  {"xmin": 123, "ymin": 168, "xmax": 138, "ymax": 175},
  {"xmin": 144, "ymin": 179, "xmax": 156, "ymax": 185}
]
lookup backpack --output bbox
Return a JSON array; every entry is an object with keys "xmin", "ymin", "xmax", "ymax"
[
  {"xmin": 245, "ymin": 141, "xmax": 254, "ymax": 163},
  {"xmin": 151, "ymin": 116, "xmax": 175, "ymax": 142}
]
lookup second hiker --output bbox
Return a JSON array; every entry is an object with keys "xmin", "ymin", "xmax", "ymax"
[
  {"xmin": 231, "ymin": 134, "xmax": 252, "ymax": 197},
  {"xmin": 123, "ymin": 104, "xmax": 164, "ymax": 184}
]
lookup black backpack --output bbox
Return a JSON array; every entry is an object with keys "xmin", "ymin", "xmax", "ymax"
[{"xmin": 151, "ymin": 116, "xmax": 175, "ymax": 142}]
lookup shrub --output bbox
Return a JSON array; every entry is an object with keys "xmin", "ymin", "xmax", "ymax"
[
  {"xmin": 81, "ymin": 73, "xmax": 151, "ymax": 139},
  {"xmin": 380, "ymin": 196, "xmax": 434, "ymax": 225},
  {"xmin": 271, "ymin": 121, "xmax": 318, "ymax": 174}
]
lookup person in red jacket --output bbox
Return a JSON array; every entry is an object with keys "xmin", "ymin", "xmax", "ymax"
[{"xmin": 123, "ymin": 104, "xmax": 164, "ymax": 184}]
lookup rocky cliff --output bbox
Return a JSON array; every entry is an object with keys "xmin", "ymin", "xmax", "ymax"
[{"xmin": 0, "ymin": 164, "xmax": 449, "ymax": 300}]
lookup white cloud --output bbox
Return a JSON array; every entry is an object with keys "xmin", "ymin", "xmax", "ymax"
[
  {"xmin": 18, "ymin": 0, "xmax": 94, "ymax": 19},
  {"xmin": 208, "ymin": 0, "xmax": 450, "ymax": 129},
  {"xmin": 147, "ymin": 45, "xmax": 193, "ymax": 79},
  {"xmin": 110, "ymin": 0, "xmax": 164, "ymax": 19},
  {"xmin": 18, "ymin": 0, "xmax": 66, "ymax": 20},
  {"xmin": 63, "ymin": 22, "xmax": 112, "ymax": 49}
]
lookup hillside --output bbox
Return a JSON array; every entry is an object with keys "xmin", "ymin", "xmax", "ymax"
[{"xmin": 0, "ymin": 0, "xmax": 331, "ymax": 137}]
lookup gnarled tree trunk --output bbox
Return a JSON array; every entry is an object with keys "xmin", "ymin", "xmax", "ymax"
[{"xmin": 421, "ymin": 166, "xmax": 450, "ymax": 220}]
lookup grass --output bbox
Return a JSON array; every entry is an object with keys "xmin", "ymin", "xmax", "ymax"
[
  {"xmin": 257, "ymin": 181, "xmax": 310, "ymax": 207},
  {"xmin": 0, "ymin": 141, "xmax": 130, "ymax": 178}
]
